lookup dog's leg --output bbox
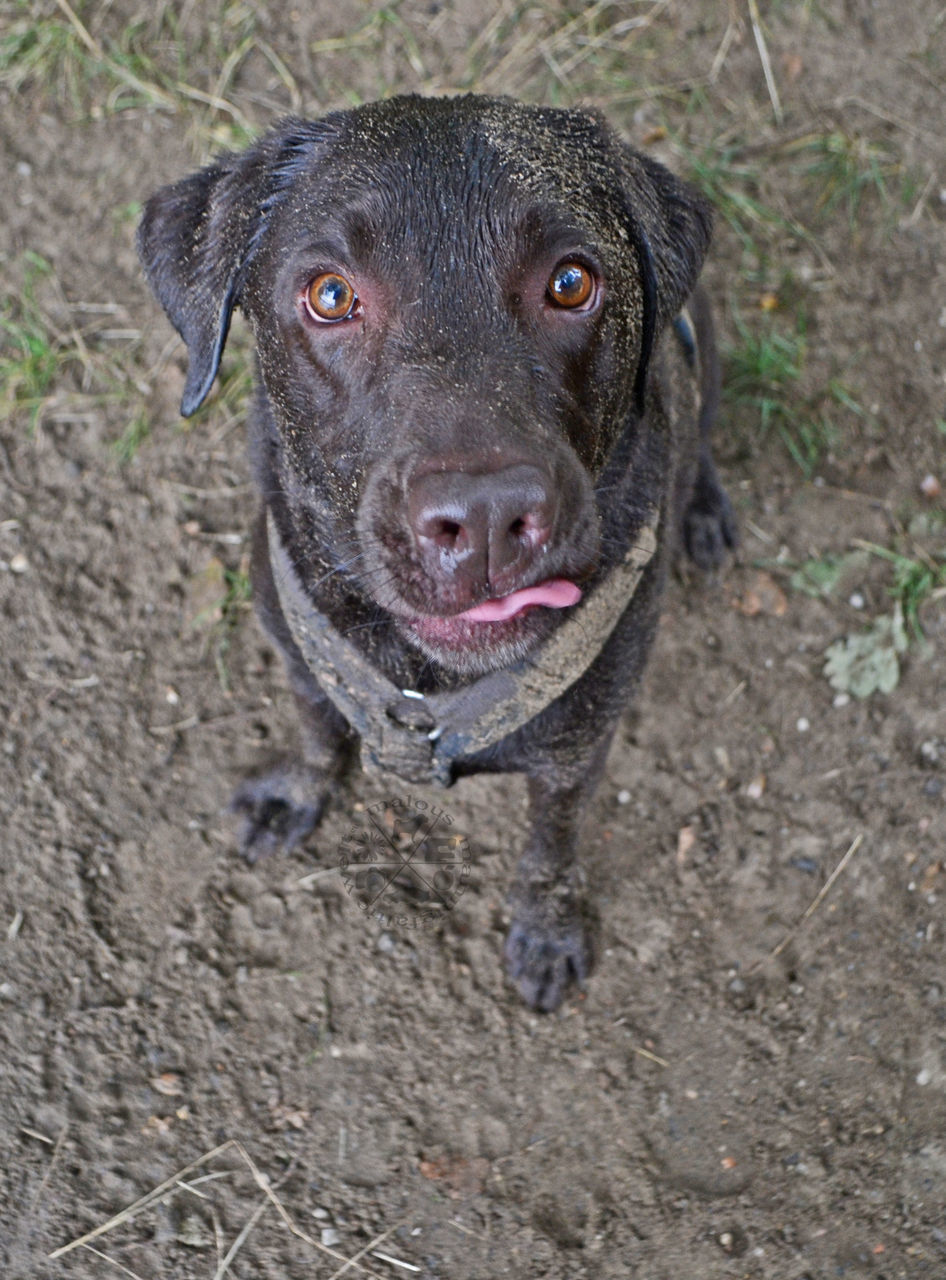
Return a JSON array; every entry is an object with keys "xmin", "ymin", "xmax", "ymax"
[
  {"xmin": 229, "ymin": 511, "xmax": 356, "ymax": 860},
  {"xmin": 681, "ymin": 287, "xmax": 739, "ymax": 570},
  {"xmin": 230, "ymin": 680, "xmax": 354, "ymax": 861},
  {"xmin": 504, "ymin": 735, "xmax": 613, "ymax": 1011}
]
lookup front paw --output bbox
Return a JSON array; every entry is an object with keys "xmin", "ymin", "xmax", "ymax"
[
  {"xmin": 683, "ymin": 453, "xmax": 738, "ymax": 571},
  {"xmin": 229, "ymin": 759, "xmax": 329, "ymax": 862},
  {"xmin": 504, "ymin": 901, "xmax": 593, "ymax": 1012}
]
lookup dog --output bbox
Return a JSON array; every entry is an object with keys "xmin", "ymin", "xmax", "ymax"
[{"xmin": 138, "ymin": 94, "xmax": 736, "ymax": 1011}]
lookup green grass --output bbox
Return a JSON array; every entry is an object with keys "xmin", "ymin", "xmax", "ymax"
[
  {"xmin": 0, "ymin": 252, "xmax": 69, "ymax": 431},
  {"xmin": 0, "ymin": 7, "xmax": 91, "ymax": 105},
  {"xmin": 186, "ymin": 554, "xmax": 253, "ymax": 690},
  {"xmin": 785, "ymin": 130, "xmax": 905, "ymax": 225},
  {"xmin": 724, "ymin": 310, "xmax": 831, "ymax": 476},
  {"xmin": 2, "ymin": 251, "xmax": 159, "ymax": 439},
  {"xmin": 110, "ymin": 411, "xmax": 151, "ymax": 464},
  {"xmin": 855, "ymin": 541, "xmax": 946, "ymax": 645},
  {"xmin": 782, "ymin": 533, "xmax": 945, "ymax": 699},
  {"xmin": 820, "ymin": 538, "xmax": 946, "ymax": 699},
  {"xmin": 0, "ymin": 4, "xmax": 169, "ymax": 114},
  {"xmin": 0, "ymin": 0, "xmax": 260, "ymax": 130},
  {"xmin": 681, "ymin": 138, "xmax": 803, "ymax": 257},
  {"xmin": 212, "ymin": 565, "xmax": 253, "ymax": 690},
  {"xmin": 722, "ymin": 300, "xmax": 881, "ymax": 477}
]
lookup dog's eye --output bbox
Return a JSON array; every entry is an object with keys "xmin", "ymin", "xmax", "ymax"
[
  {"xmin": 547, "ymin": 262, "xmax": 595, "ymax": 310},
  {"xmin": 305, "ymin": 272, "xmax": 358, "ymax": 322}
]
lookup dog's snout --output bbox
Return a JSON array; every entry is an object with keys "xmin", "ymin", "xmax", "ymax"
[{"xmin": 408, "ymin": 464, "xmax": 556, "ymax": 588}]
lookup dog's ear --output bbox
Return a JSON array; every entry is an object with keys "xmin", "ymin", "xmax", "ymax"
[
  {"xmin": 616, "ymin": 148, "xmax": 713, "ymax": 413},
  {"xmin": 137, "ymin": 118, "xmax": 329, "ymax": 416}
]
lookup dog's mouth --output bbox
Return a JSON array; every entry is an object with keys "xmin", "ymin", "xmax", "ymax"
[
  {"xmin": 405, "ymin": 577, "xmax": 582, "ymax": 666},
  {"xmin": 451, "ymin": 578, "xmax": 582, "ymax": 622}
]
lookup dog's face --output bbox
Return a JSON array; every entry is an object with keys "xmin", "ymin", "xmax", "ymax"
[{"xmin": 139, "ymin": 95, "xmax": 710, "ymax": 675}]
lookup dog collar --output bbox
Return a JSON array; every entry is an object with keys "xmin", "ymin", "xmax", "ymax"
[{"xmin": 267, "ymin": 507, "xmax": 659, "ymax": 787}]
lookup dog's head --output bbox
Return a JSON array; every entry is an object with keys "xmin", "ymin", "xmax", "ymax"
[{"xmin": 139, "ymin": 95, "xmax": 710, "ymax": 675}]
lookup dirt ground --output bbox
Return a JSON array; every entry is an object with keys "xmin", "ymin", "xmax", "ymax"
[{"xmin": 2, "ymin": 1, "xmax": 945, "ymax": 1276}]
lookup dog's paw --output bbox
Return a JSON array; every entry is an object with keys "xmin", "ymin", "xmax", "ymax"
[
  {"xmin": 683, "ymin": 460, "xmax": 738, "ymax": 572},
  {"xmin": 504, "ymin": 908, "xmax": 593, "ymax": 1012},
  {"xmin": 229, "ymin": 760, "xmax": 329, "ymax": 862}
]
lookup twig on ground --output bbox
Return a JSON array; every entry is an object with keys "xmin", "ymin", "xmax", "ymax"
[
  {"xmin": 211, "ymin": 1195, "xmax": 270, "ymax": 1280},
  {"xmin": 371, "ymin": 1251, "xmax": 422, "ymax": 1274},
  {"xmin": 49, "ymin": 1141, "xmax": 237, "ymax": 1259},
  {"xmin": 761, "ymin": 833, "xmax": 865, "ymax": 966},
  {"xmin": 28, "ymin": 1124, "xmax": 69, "ymax": 1215},
  {"xmin": 328, "ymin": 1224, "xmax": 401, "ymax": 1280},
  {"xmin": 49, "ymin": 1138, "xmax": 397, "ymax": 1278},
  {"xmin": 79, "ymin": 1243, "xmax": 147, "ymax": 1279},
  {"xmin": 747, "ymin": 0, "xmax": 783, "ymax": 125}
]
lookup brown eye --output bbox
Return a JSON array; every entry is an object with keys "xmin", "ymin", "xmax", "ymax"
[
  {"xmin": 305, "ymin": 272, "xmax": 358, "ymax": 322},
  {"xmin": 547, "ymin": 262, "xmax": 595, "ymax": 310}
]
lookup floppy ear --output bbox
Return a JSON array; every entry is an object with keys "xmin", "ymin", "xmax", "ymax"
[
  {"xmin": 616, "ymin": 147, "xmax": 713, "ymax": 413},
  {"xmin": 137, "ymin": 118, "xmax": 329, "ymax": 416}
]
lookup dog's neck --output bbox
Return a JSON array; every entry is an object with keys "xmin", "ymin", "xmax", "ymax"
[{"xmin": 267, "ymin": 507, "xmax": 659, "ymax": 787}]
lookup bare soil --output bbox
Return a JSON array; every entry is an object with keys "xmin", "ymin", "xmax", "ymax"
[{"xmin": 1, "ymin": 2, "xmax": 945, "ymax": 1277}]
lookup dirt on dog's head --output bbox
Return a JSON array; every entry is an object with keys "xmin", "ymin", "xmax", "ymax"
[{"xmin": 138, "ymin": 94, "xmax": 711, "ymax": 676}]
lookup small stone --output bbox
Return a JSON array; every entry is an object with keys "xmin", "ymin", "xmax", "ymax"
[
  {"xmin": 616, "ymin": 789, "xmax": 631, "ymax": 805},
  {"xmin": 9, "ymin": 553, "xmax": 29, "ymax": 574},
  {"xmin": 796, "ymin": 717, "xmax": 810, "ymax": 733},
  {"xmin": 321, "ymin": 1227, "xmax": 341, "ymax": 1247}
]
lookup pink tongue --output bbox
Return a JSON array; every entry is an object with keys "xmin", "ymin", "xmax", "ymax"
[{"xmin": 456, "ymin": 579, "xmax": 582, "ymax": 623}]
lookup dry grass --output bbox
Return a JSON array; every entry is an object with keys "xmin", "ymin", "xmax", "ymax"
[{"xmin": 48, "ymin": 1138, "xmax": 414, "ymax": 1278}]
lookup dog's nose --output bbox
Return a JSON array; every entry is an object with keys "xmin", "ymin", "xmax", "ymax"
[{"xmin": 408, "ymin": 464, "xmax": 556, "ymax": 587}]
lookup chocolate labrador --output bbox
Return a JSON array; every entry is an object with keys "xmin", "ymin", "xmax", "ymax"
[{"xmin": 138, "ymin": 94, "xmax": 736, "ymax": 1011}]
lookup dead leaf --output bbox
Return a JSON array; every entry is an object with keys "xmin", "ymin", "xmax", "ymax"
[
  {"xmin": 732, "ymin": 571, "xmax": 788, "ymax": 618},
  {"xmin": 419, "ymin": 1156, "xmax": 489, "ymax": 1198},
  {"xmin": 919, "ymin": 862, "xmax": 942, "ymax": 894}
]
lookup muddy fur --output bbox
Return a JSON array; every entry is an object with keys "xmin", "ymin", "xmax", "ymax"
[{"xmin": 138, "ymin": 93, "xmax": 736, "ymax": 1011}]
